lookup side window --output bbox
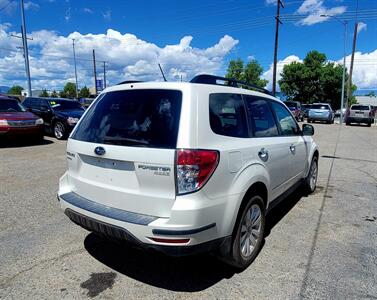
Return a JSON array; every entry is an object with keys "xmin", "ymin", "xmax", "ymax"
[
  {"xmin": 271, "ymin": 101, "xmax": 300, "ymax": 136},
  {"xmin": 209, "ymin": 93, "xmax": 248, "ymax": 138},
  {"xmin": 244, "ymin": 96, "xmax": 278, "ymax": 137}
]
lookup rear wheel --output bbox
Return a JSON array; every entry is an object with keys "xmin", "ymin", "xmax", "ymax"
[
  {"xmin": 53, "ymin": 121, "xmax": 66, "ymax": 140},
  {"xmin": 367, "ymin": 122, "xmax": 371, "ymax": 127},
  {"xmin": 225, "ymin": 195, "xmax": 265, "ymax": 269},
  {"xmin": 304, "ymin": 156, "xmax": 318, "ymax": 193}
]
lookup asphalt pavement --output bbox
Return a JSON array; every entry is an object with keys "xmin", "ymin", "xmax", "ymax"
[{"xmin": 0, "ymin": 123, "xmax": 376, "ymax": 299}]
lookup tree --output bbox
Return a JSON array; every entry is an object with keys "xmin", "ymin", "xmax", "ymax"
[
  {"xmin": 59, "ymin": 91, "xmax": 66, "ymax": 98},
  {"xmin": 226, "ymin": 58, "xmax": 268, "ymax": 88},
  {"xmin": 78, "ymin": 86, "xmax": 90, "ymax": 98},
  {"xmin": 50, "ymin": 90, "xmax": 58, "ymax": 98},
  {"xmin": 8, "ymin": 85, "xmax": 24, "ymax": 95},
  {"xmin": 39, "ymin": 89, "xmax": 49, "ymax": 97},
  {"xmin": 62, "ymin": 82, "xmax": 77, "ymax": 98},
  {"xmin": 279, "ymin": 50, "xmax": 357, "ymax": 109}
]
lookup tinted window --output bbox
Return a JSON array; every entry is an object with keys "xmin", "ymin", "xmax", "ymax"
[
  {"xmin": 48, "ymin": 100, "xmax": 83, "ymax": 110},
  {"xmin": 285, "ymin": 101, "xmax": 298, "ymax": 108},
  {"xmin": 271, "ymin": 101, "xmax": 300, "ymax": 136},
  {"xmin": 72, "ymin": 89, "xmax": 182, "ymax": 149},
  {"xmin": 351, "ymin": 105, "xmax": 369, "ymax": 111},
  {"xmin": 311, "ymin": 104, "xmax": 330, "ymax": 110},
  {"xmin": 0, "ymin": 100, "xmax": 26, "ymax": 112},
  {"xmin": 244, "ymin": 96, "xmax": 278, "ymax": 137},
  {"xmin": 209, "ymin": 93, "xmax": 248, "ymax": 138}
]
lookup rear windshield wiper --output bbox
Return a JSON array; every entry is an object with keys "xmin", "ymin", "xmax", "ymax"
[{"xmin": 103, "ymin": 136, "xmax": 150, "ymax": 146}]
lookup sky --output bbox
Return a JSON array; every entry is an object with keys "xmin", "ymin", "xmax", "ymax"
[{"xmin": 0, "ymin": 0, "xmax": 376, "ymax": 92}]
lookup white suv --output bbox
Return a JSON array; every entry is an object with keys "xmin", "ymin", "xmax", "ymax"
[{"xmin": 58, "ymin": 75, "xmax": 319, "ymax": 269}]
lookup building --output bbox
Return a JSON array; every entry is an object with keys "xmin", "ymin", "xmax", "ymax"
[{"xmin": 355, "ymin": 96, "xmax": 377, "ymax": 107}]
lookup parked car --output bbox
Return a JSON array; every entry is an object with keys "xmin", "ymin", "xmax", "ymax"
[
  {"xmin": 308, "ymin": 103, "xmax": 334, "ymax": 124},
  {"xmin": 58, "ymin": 75, "xmax": 319, "ymax": 269},
  {"xmin": 0, "ymin": 95, "xmax": 44, "ymax": 141},
  {"xmin": 23, "ymin": 97, "xmax": 85, "ymax": 139},
  {"xmin": 302, "ymin": 104, "xmax": 312, "ymax": 119},
  {"xmin": 285, "ymin": 101, "xmax": 304, "ymax": 121},
  {"xmin": 346, "ymin": 104, "xmax": 374, "ymax": 127},
  {"xmin": 335, "ymin": 108, "xmax": 347, "ymax": 118}
]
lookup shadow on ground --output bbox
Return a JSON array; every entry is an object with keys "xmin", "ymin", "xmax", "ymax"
[
  {"xmin": 0, "ymin": 137, "xmax": 53, "ymax": 148},
  {"xmin": 84, "ymin": 186, "xmax": 308, "ymax": 292}
]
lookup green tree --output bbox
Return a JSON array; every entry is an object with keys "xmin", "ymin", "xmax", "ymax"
[
  {"xmin": 50, "ymin": 90, "xmax": 58, "ymax": 98},
  {"xmin": 39, "ymin": 89, "xmax": 49, "ymax": 97},
  {"xmin": 62, "ymin": 82, "xmax": 77, "ymax": 98},
  {"xmin": 226, "ymin": 58, "xmax": 268, "ymax": 88},
  {"xmin": 78, "ymin": 86, "xmax": 90, "ymax": 98},
  {"xmin": 279, "ymin": 50, "xmax": 357, "ymax": 109},
  {"xmin": 8, "ymin": 85, "xmax": 24, "ymax": 95}
]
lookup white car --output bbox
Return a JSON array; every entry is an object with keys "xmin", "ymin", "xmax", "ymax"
[{"xmin": 58, "ymin": 75, "xmax": 319, "ymax": 269}]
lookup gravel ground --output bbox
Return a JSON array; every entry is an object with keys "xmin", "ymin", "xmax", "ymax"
[{"xmin": 0, "ymin": 123, "xmax": 376, "ymax": 299}]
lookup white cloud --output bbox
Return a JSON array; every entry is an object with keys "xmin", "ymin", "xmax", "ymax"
[
  {"xmin": 265, "ymin": 0, "xmax": 276, "ymax": 5},
  {"xmin": 262, "ymin": 55, "xmax": 302, "ymax": 90},
  {"xmin": 0, "ymin": 0, "xmax": 17, "ymax": 14},
  {"xmin": 296, "ymin": 0, "xmax": 346, "ymax": 26},
  {"xmin": 83, "ymin": 7, "xmax": 93, "ymax": 14},
  {"xmin": 65, "ymin": 7, "xmax": 71, "ymax": 22},
  {"xmin": 24, "ymin": 1, "xmax": 39, "ymax": 10},
  {"xmin": 357, "ymin": 22, "xmax": 367, "ymax": 34},
  {"xmin": 102, "ymin": 9, "xmax": 111, "ymax": 21},
  {"xmin": 341, "ymin": 50, "xmax": 377, "ymax": 89},
  {"xmin": 0, "ymin": 25, "xmax": 239, "ymax": 90}
]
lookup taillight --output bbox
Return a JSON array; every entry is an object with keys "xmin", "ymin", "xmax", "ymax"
[{"xmin": 176, "ymin": 149, "xmax": 219, "ymax": 195}]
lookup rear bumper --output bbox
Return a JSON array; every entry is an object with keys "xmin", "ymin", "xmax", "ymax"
[
  {"xmin": 347, "ymin": 117, "xmax": 372, "ymax": 123},
  {"xmin": 64, "ymin": 207, "xmax": 230, "ymax": 256},
  {"xmin": 0, "ymin": 126, "xmax": 44, "ymax": 136}
]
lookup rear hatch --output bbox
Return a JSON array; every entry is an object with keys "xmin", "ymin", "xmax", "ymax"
[
  {"xmin": 309, "ymin": 104, "xmax": 330, "ymax": 117},
  {"xmin": 350, "ymin": 105, "xmax": 370, "ymax": 118},
  {"xmin": 66, "ymin": 88, "xmax": 182, "ymax": 218}
]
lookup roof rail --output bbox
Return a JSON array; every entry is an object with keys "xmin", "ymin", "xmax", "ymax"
[
  {"xmin": 117, "ymin": 80, "xmax": 143, "ymax": 85},
  {"xmin": 190, "ymin": 74, "xmax": 272, "ymax": 96}
]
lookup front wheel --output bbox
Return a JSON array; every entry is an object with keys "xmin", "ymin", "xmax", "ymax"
[
  {"xmin": 304, "ymin": 156, "xmax": 318, "ymax": 193},
  {"xmin": 225, "ymin": 195, "xmax": 265, "ymax": 269},
  {"xmin": 53, "ymin": 121, "xmax": 66, "ymax": 140}
]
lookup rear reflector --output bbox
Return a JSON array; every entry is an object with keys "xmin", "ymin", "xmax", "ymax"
[
  {"xmin": 176, "ymin": 149, "xmax": 219, "ymax": 195},
  {"xmin": 149, "ymin": 237, "xmax": 190, "ymax": 244}
]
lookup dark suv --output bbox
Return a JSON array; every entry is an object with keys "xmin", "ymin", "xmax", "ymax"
[{"xmin": 23, "ymin": 97, "xmax": 85, "ymax": 139}]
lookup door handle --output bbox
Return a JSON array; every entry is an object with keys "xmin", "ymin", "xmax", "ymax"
[
  {"xmin": 258, "ymin": 148, "xmax": 269, "ymax": 162},
  {"xmin": 290, "ymin": 144, "xmax": 296, "ymax": 154}
]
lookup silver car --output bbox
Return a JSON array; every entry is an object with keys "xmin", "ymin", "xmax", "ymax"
[
  {"xmin": 308, "ymin": 103, "xmax": 334, "ymax": 124},
  {"xmin": 346, "ymin": 104, "xmax": 374, "ymax": 127}
]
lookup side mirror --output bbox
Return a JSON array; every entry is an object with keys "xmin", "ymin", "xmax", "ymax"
[{"xmin": 302, "ymin": 124, "xmax": 314, "ymax": 136}]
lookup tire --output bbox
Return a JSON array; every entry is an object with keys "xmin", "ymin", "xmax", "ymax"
[
  {"xmin": 367, "ymin": 122, "xmax": 371, "ymax": 127},
  {"xmin": 53, "ymin": 121, "xmax": 66, "ymax": 140},
  {"xmin": 225, "ymin": 195, "xmax": 265, "ymax": 269},
  {"xmin": 304, "ymin": 156, "xmax": 318, "ymax": 194},
  {"xmin": 308, "ymin": 119, "xmax": 311, "ymax": 123},
  {"xmin": 346, "ymin": 121, "xmax": 350, "ymax": 126}
]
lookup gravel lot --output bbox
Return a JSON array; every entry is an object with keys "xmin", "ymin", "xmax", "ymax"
[{"xmin": 0, "ymin": 123, "xmax": 376, "ymax": 299}]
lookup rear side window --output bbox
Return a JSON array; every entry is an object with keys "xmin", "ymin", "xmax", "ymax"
[
  {"xmin": 270, "ymin": 101, "xmax": 300, "ymax": 136},
  {"xmin": 209, "ymin": 93, "xmax": 248, "ymax": 138},
  {"xmin": 72, "ymin": 89, "xmax": 182, "ymax": 149},
  {"xmin": 244, "ymin": 96, "xmax": 278, "ymax": 137}
]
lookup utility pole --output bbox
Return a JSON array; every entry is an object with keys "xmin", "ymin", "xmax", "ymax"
[
  {"xmin": 272, "ymin": 0, "xmax": 284, "ymax": 96},
  {"xmin": 347, "ymin": 22, "xmax": 358, "ymax": 108},
  {"xmin": 92, "ymin": 49, "xmax": 97, "ymax": 95},
  {"xmin": 72, "ymin": 39, "xmax": 79, "ymax": 98},
  {"xmin": 158, "ymin": 63, "xmax": 167, "ymax": 82},
  {"xmin": 20, "ymin": 0, "xmax": 32, "ymax": 97},
  {"xmin": 103, "ymin": 61, "xmax": 106, "ymax": 89}
]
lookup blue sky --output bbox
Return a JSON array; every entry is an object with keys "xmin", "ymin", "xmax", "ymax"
[{"xmin": 0, "ymin": 0, "xmax": 376, "ymax": 91}]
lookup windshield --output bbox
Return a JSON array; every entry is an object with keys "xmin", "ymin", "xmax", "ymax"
[
  {"xmin": 72, "ymin": 89, "xmax": 182, "ymax": 149},
  {"xmin": 351, "ymin": 105, "xmax": 369, "ymax": 111},
  {"xmin": 48, "ymin": 100, "xmax": 83, "ymax": 110},
  {"xmin": 311, "ymin": 104, "xmax": 330, "ymax": 110},
  {"xmin": 0, "ymin": 100, "xmax": 26, "ymax": 112}
]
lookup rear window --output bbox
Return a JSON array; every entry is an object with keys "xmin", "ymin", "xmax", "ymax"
[
  {"xmin": 351, "ymin": 105, "xmax": 369, "ymax": 111},
  {"xmin": 311, "ymin": 104, "xmax": 330, "ymax": 110},
  {"xmin": 285, "ymin": 101, "xmax": 298, "ymax": 108},
  {"xmin": 72, "ymin": 89, "xmax": 182, "ymax": 149}
]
